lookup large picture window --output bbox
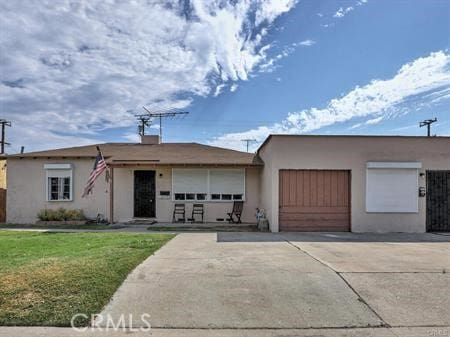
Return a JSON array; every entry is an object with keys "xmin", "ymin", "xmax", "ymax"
[
  {"xmin": 366, "ymin": 162, "xmax": 420, "ymax": 213},
  {"xmin": 172, "ymin": 168, "xmax": 245, "ymax": 201},
  {"xmin": 45, "ymin": 164, "xmax": 73, "ymax": 201}
]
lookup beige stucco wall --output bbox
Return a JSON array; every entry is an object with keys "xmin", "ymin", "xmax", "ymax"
[
  {"xmin": 6, "ymin": 159, "xmax": 260, "ymax": 224},
  {"xmin": 0, "ymin": 159, "xmax": 6, "ymax": 189},
  {"xmin": 258, "ymin": 136, "xmax": 450, "ymax": 233},
  {"xmin": 6, "ymin": 158, "xmax": 109, "ymax": 223},
  {"xmin": 113, "ymin": 166, "xmax": 260, "ymax": 223}
]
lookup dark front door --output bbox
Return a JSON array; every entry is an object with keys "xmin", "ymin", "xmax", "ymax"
[
  {"xmin": 134, "ymin": 171, "xmax": 156, "ymax": 218},
  {"xmin": 427, "ymin": 170, "xmax": 450, "ymax": 232}
]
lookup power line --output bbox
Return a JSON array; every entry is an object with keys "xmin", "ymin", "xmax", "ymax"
[
  {"xmin": 0, "ymin": 119, "xmax": 11, "ymax": 155},
  {"xmin": 419, "ymin": 118, "xmax": 437, "ymax": 137},
  {"xmin": 241, "ymin": 138, "xmax": 256, "ymax": 152}
]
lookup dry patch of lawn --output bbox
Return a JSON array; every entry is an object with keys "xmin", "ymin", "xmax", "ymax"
[{"xmin": 0, "ymin": 231, "xmax": 174, "ymax": 326}]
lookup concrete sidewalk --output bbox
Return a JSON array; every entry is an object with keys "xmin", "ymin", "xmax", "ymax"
[
  {"xmin": 95, "ymin": 232, "xmax": 449, "ymax": 330},
  {"xmin": 97, "ymin": 233, "xmax": 384, "ymax": 329},
  {"xmin": 1, "ymin": 326, "xmax": 449, "ymax": 337}
]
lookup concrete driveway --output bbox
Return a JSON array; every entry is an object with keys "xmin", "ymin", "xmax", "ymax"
[{"xmin": 97, "ymin": 232, "xmax": 450, "ymax": 334}]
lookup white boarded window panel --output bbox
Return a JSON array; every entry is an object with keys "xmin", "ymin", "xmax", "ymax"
[
  {"xmin": 47, "ymin": 169, "xmax": 72, "ymax": 179},
  {"xmin": 172, "ymin": 169, "xmax": 208, "ymax": 193},
  {"xmin": 366, "ymin": 168, "xmax": 418, "ymax": 213},
  {"xmin": 209, "ymin": 169, "xmax": 245, "ymax": 195}
]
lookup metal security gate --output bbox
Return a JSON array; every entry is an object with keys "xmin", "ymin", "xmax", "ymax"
[
  {"xmin": 427, "ymin": 170, "xmax": 450, "ymax": 232},
  {"xmin": 279, "ymin": 170, "xmax": 351, "ymax": 232},
  {"xmin": 134, "ymin": 171, "xmax": 156, "ymax": 218}
]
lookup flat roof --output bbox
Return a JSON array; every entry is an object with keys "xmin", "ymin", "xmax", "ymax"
[{"xmin": 257, "ymin": 134, "xmax": 450, "ymax": 153}]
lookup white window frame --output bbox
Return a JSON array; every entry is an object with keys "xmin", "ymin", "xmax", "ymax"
[
  {"xmin": 171, "ymin": 168, "xmax": 246, "ymax": 202},
  {"xmin": 366, "ymin": 162, "xmax": 421, "ymax": 213},
  {"xmin": 45, "ymin": 164, "xmax": 73, "ymax": 202}
]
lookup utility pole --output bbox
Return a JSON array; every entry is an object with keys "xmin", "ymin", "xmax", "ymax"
[
  {"xmin": 241, "ymin": 139, "xmax": 256, "ymax": 152},
  {"xmin": 0, "ymin": 119, "xmax": 11, "ymax": 155},
  {"xmin": 420, "ymin": 118, "xmax": 437, "ymax": 137},
  {"xmin": 142, "ymin": 106, "xmax": 189, "ymax": 142}
]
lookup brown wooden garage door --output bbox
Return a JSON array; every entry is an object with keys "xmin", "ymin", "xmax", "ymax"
[{"xmin": 279, "ymin": 170, "xmax": 350, "ymax": 231}]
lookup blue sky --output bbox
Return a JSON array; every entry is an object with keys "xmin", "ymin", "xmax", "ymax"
[{"xmin": 1, "ymin": 0, "xmax": 449, "ymax": 153}]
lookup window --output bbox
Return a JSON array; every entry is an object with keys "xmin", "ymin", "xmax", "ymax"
[
  {"xmin": 172, "ymin": 168, "xmax": 245, "ymax": 201},
  {"xmin": 366, "ymin": 162, "xmax": 421, "ymax": 213},
  {"xmin": 174, "ymin": 193, "xmax": 185, "ymax": 200},
  {"xmin": 196, "ymin": 193, "xmax": 207, "ymax": 200},
  {"xmin": 45, "ymin": 164, "xmax": 73, "ymax": 201}
]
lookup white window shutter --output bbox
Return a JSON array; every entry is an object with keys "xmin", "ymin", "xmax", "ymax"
[
  {"xmin": 172, "ymin": 169, "xmax": 208, "ymax": 193},
  {"xmin": 209, "ymin": 169, "xmax": 245, "ymax": 195},
  {"xmin": 366, "ymin": 167, "xmax": 419, "ymax": 213},
  {"xmin": 46, "ymin": 169, "xmax": 72, "ymax": 178}
]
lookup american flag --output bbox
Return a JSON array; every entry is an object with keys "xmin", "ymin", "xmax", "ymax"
[{"xmin": 82, "ymin": 146, "xmax": 107, "ymax": 198}]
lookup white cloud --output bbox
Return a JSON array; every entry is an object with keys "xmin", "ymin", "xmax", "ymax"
[
  {"xmin": 214, "ymin": 84, "xmax": 227, "ymax": 97},
  {"xmin": 230, "ymin": 84, "xmax": 239, "ymax": 92},
  {"xmin": 255, "ymin": 0, "xmax": 296, "ymax": 26},
  {"xmin": 365, "ymin": 116, "xmax": 383, "ymax": 125},
  {"xmin": 351, "ymin": 116, "xmax": 383, "ymax": 129},
  {"xmin": 298, "ymin": 39, "xmax": 316, "ymax": 47},
  {"xmin": 0, "ymin": 0, "xmax": 296, "ymax": 152},
  {"xmin": 349, "ymin": 123, "xmax": 362, "ymax": 129},
  {"xmin": 259, "ymin": 42, "xmax": 300, "ymax": 73},
  {"xmin": 209, "ymin": 51, "xmax": 450, "ymax": 150},
  {"xmin": 334, "ymin": 6, "xmax": 354, "ymax": 18}
]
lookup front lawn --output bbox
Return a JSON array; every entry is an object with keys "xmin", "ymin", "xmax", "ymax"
[
  {"xmin": 0, "ymin": 231, "xmax": 174, "ymax": 326},
  {"xmin": 0, "ymin": 223, "xmax": 124, "ymax": 230}
]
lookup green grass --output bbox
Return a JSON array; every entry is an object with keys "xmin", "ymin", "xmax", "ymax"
[
  {"xmin": 0, "ymin": 231, "xmax": 174, "ymax": 326},
  {"xmin": 0, "ymin": 223, "xmax": 124, "ymax": 230}
]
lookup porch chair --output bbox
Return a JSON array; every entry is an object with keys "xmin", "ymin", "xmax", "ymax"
[
  {"xmin": 191, "ymin": 204, "xmax": 204, "ymax": 223},
  {"xmin": 172, "ymin": 203, "xmax": 186, "ymax": 223},
  {"xmin": 227, "ymin": 201, "xmax": 244, "ymax": 224}
]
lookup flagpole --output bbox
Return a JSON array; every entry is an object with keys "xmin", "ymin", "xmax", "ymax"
[
  {"xmin": 109, "ymin": 165, "xmax": 114, "ymax": 224},
  {"xmin": 96, "ymin": 146, "xmax": 106, "ymax": 163},
  {"xmin": 96, "ymin": 146, "xmax": 111, "ymax": 223}
]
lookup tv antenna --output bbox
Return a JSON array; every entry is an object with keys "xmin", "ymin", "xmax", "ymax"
[
  {"xmin": 0, "ymin": 119, "xmax": 11, "ymax": 155},
  {"xmin": 419, "ymin": 118, "xmax": 437, "ymax": 137},
  {"xmin": 241, "ymin": 138, "xmax": 256, "ymax": 152},
  {"xmin": 135, "ymin": 114, "xmax": 152, "ymax": 136},
  {"xmin": 142, "ymin": 106, "xmax": 189, "ymax": 141}
]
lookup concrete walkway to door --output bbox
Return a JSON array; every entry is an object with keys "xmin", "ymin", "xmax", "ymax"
[{"xmin": 96, "ymin": 232, "xmax": 450, "ymax": 332}]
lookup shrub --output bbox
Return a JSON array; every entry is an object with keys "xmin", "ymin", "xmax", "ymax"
[
  {"xmin": 64, "ymin": 209, "xmax": 86, "ymax": 221},
  {"xmin": 37, "ymin": 208, "xmax": 86, "ymax": 221},
  {"xmin": 37, "ymin": 209, "xmax": 50, "ymax": 221}
]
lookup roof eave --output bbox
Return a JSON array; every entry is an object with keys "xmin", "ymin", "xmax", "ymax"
[{"xmin": 108, "ymin": 161, "xmax": 262, "ymax": 167}]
